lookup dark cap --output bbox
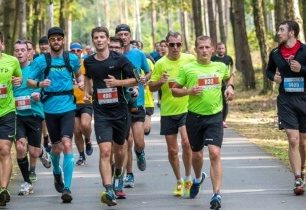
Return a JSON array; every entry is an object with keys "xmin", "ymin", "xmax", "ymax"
[
  {"xmin": 38, "ymin": 36, "xmax": 48, "ymax": 45},
  {"xmin": 47, "ymin": 26, "xmax": 64, "ymax": 38},
  {"xmin": 115, "ymin": 24, "xmax": 131, "ymax": 34}
]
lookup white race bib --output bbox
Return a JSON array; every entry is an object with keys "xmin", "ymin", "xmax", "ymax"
[
  {"xmin": 15, "ymin": 96, "xmax": 31, "ymax": 110},
  {"xmin": 0, "ymin": 84, "xmax": 8, "ymax": 99},
  {"xmin": 97, "ymin": 88, "xmax": 118, "ymax": 104}
]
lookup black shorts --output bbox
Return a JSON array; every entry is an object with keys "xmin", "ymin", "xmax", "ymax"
[
  {"xmin": 160, "ymin": 113, "xmax": 187, "ymax": 135},
  {"xmin": 130, "ymin": 106, "xmax": 146, "ymax": 123},
  {"xmin": 0, "ymin": 112, "xmax": 16, "ymax": 141},
  {"xmin": 45, "ymin": 110, "xmax": 75, "ymax": 144},
  {"xmin": 75, "ymin": 104, "xmax": 93, "ymax": 118},
  {"xmin": 145, "ymin": 107, "xmax": 154, "ymax": 116},
  {"xmin": 186, "ymin": 111, "xmax": 223, "ymax": 152},
  {"xmin": 94, "ymin": 111, "xmax": 128, "ymax": 145},
  {"xmin": 16, "ymin": 115, "xmax": 43, "ymax": 148},
  {"xmin": 277, "ymin": 94, "xmax": 306, "ymax": 132}
]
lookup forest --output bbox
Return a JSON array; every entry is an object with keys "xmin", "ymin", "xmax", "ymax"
[{"xmin": 0, "ymin": 0, "xmax": 306, "ymax": 93}]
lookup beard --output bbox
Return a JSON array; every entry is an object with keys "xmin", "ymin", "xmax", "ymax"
[{"xmin": 50, "ymin": 44, "xmax": 63, "ymax": 52}]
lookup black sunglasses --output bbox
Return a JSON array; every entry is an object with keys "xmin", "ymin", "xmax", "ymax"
[
  {"xmin": 168, "ymin": 42, "xmax": 182, "ymax": 48},
  {"xmin": 71, "ymin": 49, "xmax": 82, "ymax": 53}
]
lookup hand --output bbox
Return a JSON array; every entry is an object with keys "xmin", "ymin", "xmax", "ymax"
[
  {"xmin": 224, "ymin": 86, "xmax": 234, "ymax": 101},
  {"xmin": 104, "ymin": 75, "xmax": 118, "ymax": 87},
  {"xmin": 290, "ymin": 60, "xmax": 301, "ymax": 73},
  {"xmin": 31, "ymin": 92, "xmax": 40, "ymax": 101},
  {"xmin": 159, "ymin": 71, "xmax": 169, "ymax": 84},
  {"xmin": 140, "ymin": 75, "xmax": 147, "ymax": 85},
  {"xmin": 12, "ymin": 76, "xmax": 22, "ymax": 86},
  {"xmin": 83, "ymin": 93, "xmax": 92, "ymax": 103},
  {"xmin": 274, "ymin": 72, "xmax": 282, "ymax": 84},
  {"xmin": 77, "ymin": 81, "xmax": 84, "ymax": 90},
  {"xmin": 41, "ymin": 79, "xmax": 51, "ymax": 88},
  {"xmin": 187, "ymin": 86, "xmax": 203, "ymax": 96}
]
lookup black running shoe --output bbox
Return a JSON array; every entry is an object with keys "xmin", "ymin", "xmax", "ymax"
[
  {"xmin": 85, "ymin": 142, "xmax": 93, "ymax": 156},
  {"xmin": 53, "ymin": 173, "xmax": 64, "ymax": 193},
  {"xmin": 61, "ymin": 188, "xmax": 73, "ymax": 203}
]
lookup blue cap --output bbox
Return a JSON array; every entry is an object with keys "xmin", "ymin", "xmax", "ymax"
[{"xmin": 70, "ymin": 42, "xmax": 82, "ymax": 50}]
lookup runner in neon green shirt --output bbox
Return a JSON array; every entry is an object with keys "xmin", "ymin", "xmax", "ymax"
[
  {"xmin": 0, "ymin": 31, "xmax": 22, "ymax": 206},
  {"xmin": 149, "ymin": 32, "xmax": 195, "ymax": 197},
  {"xmin": 172, "ymin": 35, "xmax": 234, "ymax": 209}
]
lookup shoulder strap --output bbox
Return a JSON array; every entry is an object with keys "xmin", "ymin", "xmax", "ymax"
[
  {"xmin": 63, "ymin": 51, "xmax": 74, "ymax": 73},
  {"xmin": 43, "ymin": 53, "xmax": 52, "ymax": 79}
]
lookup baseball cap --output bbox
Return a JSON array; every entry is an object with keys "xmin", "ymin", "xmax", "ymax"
[
  {"xmin": 70, "ymin": 42, "xmax": 82, "ymax": 50},
  {"xmin": 39, "ymin": 36, "xmax": 48, "ymax": 45},
  {"xmin": 115, "ymin": 24, "xmax": 131, "ymax": 34},
  {"xmin": 47, "ymin": 26, "xmax": 64, "ymax": 38}
]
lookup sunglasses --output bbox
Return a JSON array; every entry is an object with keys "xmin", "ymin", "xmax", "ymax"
[
  {"xmin": 168, "ymin": 42, "xmax": 182, "ymax": 48},
  {"xmin": 71, "ymin": 49, "xmax": 82, "ymax": 53},
  {"xmin": 49, "ymin": 37, "xmax": 64, "ymax": 42}
]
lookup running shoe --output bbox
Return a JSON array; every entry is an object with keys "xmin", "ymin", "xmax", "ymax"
[
  {"xmin": 101, "ymin": 190, "xmax": 117, "ymax": 206},
  {"xmin": 294, "ymin": 177, "xmax": 305, "ymax": 195},
  {"xmin": 18, "ymin": 182, "xmax": 34, "ymax": 196},
  {"xmin": 113, "ymin": 173, "xmax": 126, "ymax": 199},
  {"xmin": 29, "ymin": 171, "xmax": 38, "ymax": 182},
  {"xmin": 210, "ymin": 193, "xmax": 222, "ymax": 209},
  {"xmin": 173, "ymin": 181, "xmax": 184, "ymax": 197},
  {"xmin": 190, "ymin": 172, "xmax": 207, "ymax": 199},
  {"xmin": 43, "ymin": 135, "xmax": 52, "ymax": 153},
  {"xmin": 0, "ymin": 188, "xmax": 10, "ymax": 206},
  {"xmin": 53, "ymin": 173, "xmax": 64, "ymax": 193},
  {"xmin": 135, "ymin": 150, "xmax": 146, "ymax": 171},
  {"xmin": 184, "ymin": 180, "xmax": 192, "ymax": 198},
  {"xmin": 39, "ymin": 147, "xmax": 51, "ymax": 168},
  {"xmin": 76, "ymin": 156, "xmax": 86, "ymax": 166},
  {"xmin": 123, "ymin": 173, "xmax": 135, "ymax": 188},
  {"xmin": 85, "ymin": 142, "xmax": 93, "ymax": 156},
  {"xmin": 61, "ymin": 188, "xmax": 73, "ymax": 203}
]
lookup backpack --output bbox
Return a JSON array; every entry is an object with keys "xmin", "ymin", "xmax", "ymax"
[{"xmin": 41, "ymin": 51, "xmax": 75, "ymax": 103}]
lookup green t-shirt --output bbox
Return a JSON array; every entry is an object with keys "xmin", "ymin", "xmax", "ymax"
[
  {"xmin": 0, "ymin": 53, "xmax": 22, "ymax": 117},
  {"xmin": 176, "ymin": 61, "xmax": 230, "ymax": 115},
  {"xmin": 151, "ymin": 53, "xmax": 195, "ymax": 116}
]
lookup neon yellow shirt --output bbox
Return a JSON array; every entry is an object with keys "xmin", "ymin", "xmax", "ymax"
[
  {"xmin": 144, "ymin": 59, "xmax": 155, "ymax": 108},
  {"xmin": 151, "ymin": 53, "xmax": 195, "ymax": 116},
  {"xmin": 176, "ymin": 61, "xmax": 230, "ymax": 115},
  {"xmin": 0, "ymin": 53, "xmax": 22, "ymax": 117}
]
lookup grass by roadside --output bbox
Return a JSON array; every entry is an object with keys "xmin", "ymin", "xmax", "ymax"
[{"xmin": 226, "ymin": 90, "xmax": 290, "ymax": 167}]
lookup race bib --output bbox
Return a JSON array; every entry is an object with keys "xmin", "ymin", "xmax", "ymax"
[
  {"xmin": 284, "ymin": 77, "xmax": 304, "ymax": 92},
  {"xmin": 15, "ymin": 96, "xmax": 31, "ymax": 110},
  {"xmin": 198, "ymin": 75, "xmax": 219, "ymax": 89},
  {"xmin": 0, "ymin": 84, "xmax": 8, "ymax": 98},
  {"xmin": 97, "ymin": 88, "xmax": 118, "ymax": 104}
]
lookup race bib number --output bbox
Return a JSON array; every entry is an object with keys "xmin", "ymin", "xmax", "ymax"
[
  {"xmin": 0, "ymin": 84, "xmax": 8, "ymax": 98},
  {"xmin": 284, "ymin": 77, "xmax": 304, "ymax": 92},
  {"xmin": 15, "ymin": 96, "xmax": 31, "ymax": 110},
  {"xmin": 198, "ymin": 75, "xmax": 219, "ymax": 89},
  {"xmin": 97, "ymin": 88, "xmax": 118, "ymax": 104}
]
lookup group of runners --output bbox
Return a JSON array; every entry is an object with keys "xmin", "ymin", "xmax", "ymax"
[{"xmin": 0, "ymin": 19, "xmax": 304, "ymax": 210}]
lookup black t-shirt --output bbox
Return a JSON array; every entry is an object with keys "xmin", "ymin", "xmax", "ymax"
[
  {"xmin": 211, "ymin": 54, "xmax": 233, "ymax": 66},
  {"xmin": 84, "ymin": 51, "xmax": 136, "ymax": 118}
]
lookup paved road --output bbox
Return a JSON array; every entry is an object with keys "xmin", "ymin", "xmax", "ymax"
[{"xmin": 7, "ymin": 110, "xmax": 306, "ymax": 210}]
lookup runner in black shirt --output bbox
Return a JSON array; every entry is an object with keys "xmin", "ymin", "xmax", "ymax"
[{"xmin": 84, "ymin": 26, "xmax": 138, "ymax": 206}]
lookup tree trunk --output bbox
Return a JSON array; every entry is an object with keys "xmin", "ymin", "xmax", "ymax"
[
  {"xmin": 59, "ymin": 0, "xmax": 65, "ymax": 29},
  {"xmin": 274, "ymin": 0, "xmax": 285, "ymax": 31},
  {"xmin": 31, "ymin": 0, "xmax": 40, "ymax": 50},
  {"xmin": 231, "ymin": 0, "xmax": 256, "ymax": 89},
  {"xmin": 284, "ymin": 0, "xmax": 294, "ymax": 20},
  {"xmin": 135, "ymin": 0, "xmax": 141, "ymax": 41},
  {"xmin": 252, "ymin": 0, "xmax": 272, "ymax": 93},
  {"xmin": 192, "ymin": 0, "xmax": 203, "ymax": 37},
  {"xmin": 202, "ymin": 0, "xmax": 208, "ymax": 34},
  {"xmin": 217, "ymin": 0, "xmax": 226, "ymax": 44},
  {"xmin": 18, "ymin": 0, "xmax": 26, "ymax": 39},
  {"xmin": 292, "ymin": 0, "xmax": 305, "ymax": 42},
  {"xmin": 180, "ymin": 9, "xmax": 189, "ymax": 52},
  {"xmin": 151, "ymin": 0, "xmax": 157, "ymax": 45},
  {"xmin": 3, "ymin": 0, "xmax": 16, "ymax": 54},
  {"xmin": 303, "ymin": 0, "xmax": 306, "ymax": 40},
  {"xmin": 207, "ymin": 0, "xmax": 217, "ymax": 42}
]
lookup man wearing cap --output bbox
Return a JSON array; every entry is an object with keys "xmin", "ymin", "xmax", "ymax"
[
  {"xmin": 70, "ymin": 42, "xmax": 93, "ymax": 166},
  {"xmin": 27, "ymin": 26, "xmax": 83, "ymax": 203},
  {"xmin": 34, "ymin": 36, "xmax": 50, "ymax": 60},
  {"xmin": 115, "ymin": 24, "xmax": 150, "ymax": 186}
]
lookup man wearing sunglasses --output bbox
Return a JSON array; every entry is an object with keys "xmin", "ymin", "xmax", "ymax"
[
  {"xmin": 27, "ymin": 26, "xmax": 83, "ymax": 203},
  {"xmin": 149, "ymin": 31, "xmax": 195, "ymax": 197},
  {"xmin": 70, "ymin": 42, "xmax": 93, "ymax": 166}
]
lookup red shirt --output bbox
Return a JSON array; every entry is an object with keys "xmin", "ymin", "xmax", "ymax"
[{"xmin": 280, "ymin": 40, "xmax": 301, "ymax": 62}]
